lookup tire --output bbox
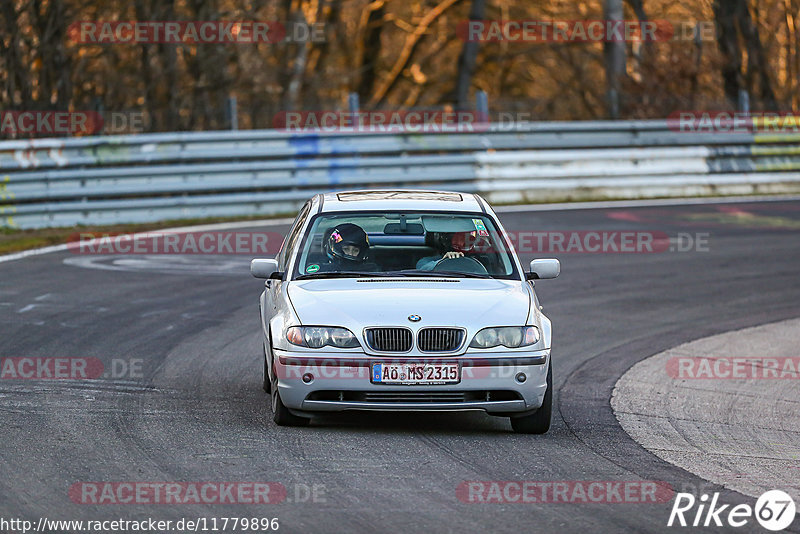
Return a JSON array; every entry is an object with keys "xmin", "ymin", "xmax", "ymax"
[
  {"xmin": 262, "ymin": 342, "xmax": 271, "ymax": 393},
  {"xmin": 270, "ymin": 365, "xmax": 310, "ymax": 427},
  {"xmin": 510, "ymin": 360, "xmax": 552, "ymax": 434}
]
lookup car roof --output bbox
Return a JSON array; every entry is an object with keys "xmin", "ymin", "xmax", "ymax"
[{"xmin": 316, "ymin": 190, "xmax": 487, "ymax": 214}]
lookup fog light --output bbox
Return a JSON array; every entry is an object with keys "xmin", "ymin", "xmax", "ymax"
[
  {"xmin": 302, "ymin": 373, "xmax": 314, "ymax": 384},
  {"xmin": 515, "ymin": 372, "xmax": 527, "ymax": 383}
]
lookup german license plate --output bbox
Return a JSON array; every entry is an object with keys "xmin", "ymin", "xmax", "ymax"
[{"xmin": 371, "ymin": 363, "xmax": 460, "ymax": 385}]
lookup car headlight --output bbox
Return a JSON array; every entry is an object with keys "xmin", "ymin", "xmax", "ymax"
[
  {"xmin": 286, "ymin": 326, "xmax": 361, "ymax": 349},
  {"xmin": 469, "ymin": 326, "xmax": 539, "ymax": 349}
]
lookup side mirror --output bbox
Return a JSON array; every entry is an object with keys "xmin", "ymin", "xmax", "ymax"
[
  {"xmin": 526, "ymin": 259, "xmax": 560, "ymax": 280},
  {"xmin": 251, "ymin": 259, "xmax": 280, "ymax": 279}
]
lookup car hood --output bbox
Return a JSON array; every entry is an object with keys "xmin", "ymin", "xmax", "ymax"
[{"xmin": 287, "ymin": 278, "xmax": 530, "ymax": 330}]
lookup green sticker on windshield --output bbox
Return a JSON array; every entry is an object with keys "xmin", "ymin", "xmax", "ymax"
[
  {"xmin": 306, "ymin": 264, "xmax": 320, "ymax": 273},
  {"xmin": 472, "ymin": 218, "xmax": 489, "ymax": 236}
]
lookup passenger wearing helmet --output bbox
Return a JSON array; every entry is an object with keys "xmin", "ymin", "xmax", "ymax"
[{"xmin": 321, "ymin": 223, "xmax": 377, "ymax": 271}]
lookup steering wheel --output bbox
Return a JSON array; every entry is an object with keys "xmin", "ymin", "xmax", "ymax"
[{"xmin": 432, "ymin": 256, "xmax": 489, "ymax": 275}]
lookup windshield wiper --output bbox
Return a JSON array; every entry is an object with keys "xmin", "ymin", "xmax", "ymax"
[{"xmin": 385, "ymin": 269, "xmax": 493, "ymax": 279}]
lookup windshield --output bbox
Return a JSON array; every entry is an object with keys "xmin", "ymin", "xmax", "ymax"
[{"xmin": 292, "ymin": 212, "xmax": 518, "ymax": 280}]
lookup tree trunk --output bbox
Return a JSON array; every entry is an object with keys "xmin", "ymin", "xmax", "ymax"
[
  {"xmin": 713, "ymin": 0, "xmax": 742, "ymax": 108},
  {"xmin": 283, "ymin": 8, "xmax": 310, "ymax": 112},
  {"xmin": 604, "ymin": 0, "xmax": 625, "ymax": 118},
  {"xmin": 367, "ymin": 0, "xmax": 462, "ymax": 109},
  {"xmin": 738, "ymin": 0, "xmax": 777, "ymax": 109},
  {"xmin": 713, "ymin": 0, "xmax": 776, "ymax": 110},
  {"xmin": 1, "ymin": 1, "xmax": 33, "ymax": 108},
  {"xmin": 356, "ymin": 0, "xmax": 386, "ymax": 103},
  {"xmin": 625, "ymin": 0, "xmax": 650, "ymax": 82},
  {"xmin": 454, "ymin": 0, "xmax": 485, "ymax": 111}
]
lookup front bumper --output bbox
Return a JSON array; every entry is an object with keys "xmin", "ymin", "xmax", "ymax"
[{"xmin": 272, "ymin": 349, "xmax": 550, "ymax": 416}]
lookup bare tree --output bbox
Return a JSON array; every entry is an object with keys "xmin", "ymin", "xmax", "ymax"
[
  {"xmin": 785, "ymin": 0, "xmax": 800, "ymax": 109},
  {"xmin": 453, "ymin": 0, "xmax": 484, "ymax": 110},
  {"xmin": 604, "ymin": 0, "xmax": 625, "ymax": 118},
  {"xmin": 367, "ymin": 0, "xmax": 462, "ymax": 108},
  {"xmin": 0, "ymin": 0, "xmax": 34, "ymax": 108},
  {"xmin": 713, "ymin": 0, "xmax": 777, "ymax": 110},
  {"xmin": 355, "ymin": 0, "xmax": 386, "ymax": 103}
]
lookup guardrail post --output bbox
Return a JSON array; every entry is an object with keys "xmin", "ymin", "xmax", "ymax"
[
  {"xmin": 348, "ymin": 93, "xmax": 360, "ymax": 115},
  {"xmin": 227, "ymin": 97, "xmax": 239, "ymax": 130},
  {"xmin": 738, "ymin": 89, "xmax": 750, "ymax": 114},
  {"xmin": 476, "ymin": 90, "xmax": 489, "ymax": 122}
]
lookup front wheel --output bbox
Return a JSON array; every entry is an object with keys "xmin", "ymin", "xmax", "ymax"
[
  {"xmin": 262, "ymin": 342, "xmax": 271, "ymax": 393},
  {"xmin": 270, "ymin": 368, "xmax": 310, "ymax": 427},
  {"xmin": 510, "ymin": 361, "xmax": 552, "ymax": 434}
]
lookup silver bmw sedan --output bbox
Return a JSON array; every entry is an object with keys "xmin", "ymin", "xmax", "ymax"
[{"xmin": 251, "ymin": 190, "xmax": 559, "ymax": 433}]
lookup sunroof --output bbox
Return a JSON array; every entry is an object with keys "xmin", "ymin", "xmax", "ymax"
[{"xmin": 336, "ymin": 191, "xmax": 463, "ymax": 202}]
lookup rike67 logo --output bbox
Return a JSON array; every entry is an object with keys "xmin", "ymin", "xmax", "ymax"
[{"xmin": 668, "ymin": 490, "xmax": 796, "ymax": 531}]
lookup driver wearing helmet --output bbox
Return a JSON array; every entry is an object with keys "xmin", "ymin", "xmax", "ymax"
[
  {"xmin": 417, "ymin": 230, "xmax": 490, "ymax": 270},
  {"xmin": 322, "ymin": 223, "xmax": 377, "ymax": 271}
]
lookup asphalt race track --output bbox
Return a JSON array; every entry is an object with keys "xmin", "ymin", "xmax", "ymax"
[{"xmin": 1, "ymin": 199, "xmax": 799, "ymax": 533}]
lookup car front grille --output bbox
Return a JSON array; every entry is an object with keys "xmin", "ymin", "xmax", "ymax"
[
  {"xmin": 366, "ymin": 328, "xmax": 413, "ymax": 352},
  {"xmin": 417, "ymin": 328, "xmax": 464, "ymax": 352},
  {"xmin": 361, "ymin": 392, "xmax": 468, "ymax": 403}
]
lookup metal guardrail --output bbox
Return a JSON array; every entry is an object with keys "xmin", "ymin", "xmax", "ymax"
[{"xmin": 2, "ymin": 120, "xmax": 800, "ymax": 228}]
